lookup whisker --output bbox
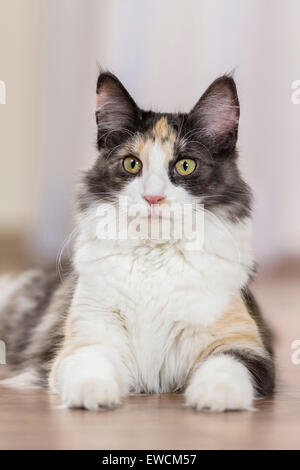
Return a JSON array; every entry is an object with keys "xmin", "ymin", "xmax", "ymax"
[{"xmin": 56, "ymin": 227, "xmax": 79, "ymax": 280}]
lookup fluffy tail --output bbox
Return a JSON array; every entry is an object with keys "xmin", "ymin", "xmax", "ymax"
[{"xmin": 0, "ymin": 268, "xmax": 69, "ymax": 386}]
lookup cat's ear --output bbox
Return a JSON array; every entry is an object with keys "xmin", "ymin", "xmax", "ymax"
[
  {"xmin": 96, "ymin": 72, "xmax": 140, "ymax": 148},
  {"xmin": 187, "ymin": 75, "xmax": 240, "ymax": 154}
]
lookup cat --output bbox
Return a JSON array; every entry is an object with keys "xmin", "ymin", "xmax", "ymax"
[{"xmin": 0, "ymin": 72, "xmax": 274, "ymax": 411}]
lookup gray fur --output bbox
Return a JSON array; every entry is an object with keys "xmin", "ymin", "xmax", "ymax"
[{"xmin": 0, "ymin": 268, "xmax": 75, "ymax": 385}]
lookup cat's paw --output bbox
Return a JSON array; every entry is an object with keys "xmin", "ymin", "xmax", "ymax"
[
  {"xmin": 56, "ymin": 351, "xmax": 125, "ymax": 410},
  {"xmin": 60, "ymin": 373, "xmax": 121, "ymax": 410},
  {"xmin": 185, "ymin": 354, "xmax": 254, "ymax": 412}
]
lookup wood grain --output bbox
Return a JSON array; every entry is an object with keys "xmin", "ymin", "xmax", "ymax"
[{"xmin": 0, "ymin": 267, "xmax": 300, "ymax": 450}]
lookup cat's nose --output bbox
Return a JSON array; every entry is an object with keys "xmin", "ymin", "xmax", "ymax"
[{"xmin": 143, "ymin": 195, "xmax": 165, "ymax": 205}]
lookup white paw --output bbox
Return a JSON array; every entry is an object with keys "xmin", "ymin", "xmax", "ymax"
[
  {"xmin": 60, "ymin": 373, "xmax": 121, "ymax": 410},
  {"xmin": 56, "ymin": 350, "xmax": 125, "ymax": 410},
  {"xmin": 185, "ymin": 354, "xmax": 254, "ymax": 412}
]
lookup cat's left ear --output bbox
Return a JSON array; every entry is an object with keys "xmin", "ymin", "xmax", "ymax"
[
  {"xmin": 187, "ymin": 75, "xmax": 240, "ymax": 154},
  {"xmin": 96, "ymin": 71, "xmax": 140, "ymax": 148}
]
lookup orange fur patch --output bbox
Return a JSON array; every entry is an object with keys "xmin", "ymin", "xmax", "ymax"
[
  {"xmin": 191, "ymin": 296, "xmax": 265, "ymax": 373},
  {"xmin": 117, "ymin": 117, "xmax": 177, "ymax": 171},
  {"xmin": 153, "ymin": 117, "xmax": 169, "ymax": 140}
]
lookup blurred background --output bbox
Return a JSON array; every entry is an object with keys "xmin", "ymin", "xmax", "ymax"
[
  {"xmin": 0, "ymin": 0, "xmax": 300, "ymax": 271},
  {"xmin": 1, "ymin": 2, "xmax": 300, "ymax": 448}
]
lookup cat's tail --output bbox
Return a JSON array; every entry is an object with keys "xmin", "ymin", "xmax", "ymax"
[
  {"xmin": 0, "ymin": 268, "xmax": 62, "ymax": 386},
  {"xmin": 0, "ymin": 272, "xmax": 21, "ymax": 340},
  {"xmin": 0, "ymin": 273, "xmax": 15, "ymax": 307},
  {"xmin": 0, "ymin": 266, "xmax": 75, "ymax": 389}
]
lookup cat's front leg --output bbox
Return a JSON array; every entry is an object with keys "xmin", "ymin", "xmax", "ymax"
[
  {"xmin": 185, "ymin": 297, "xmax": 274, "ymax": 412},
  {"xmin": 49, "ymin": 311, "xmax": 132, "ymax": 410},
  {"xmin": 185, "ymin": 353, "xmax": 255, "ymax": 411},
  {"xmin": 51, "ymin": 344, "xmax": 130, "ymax": 410}
]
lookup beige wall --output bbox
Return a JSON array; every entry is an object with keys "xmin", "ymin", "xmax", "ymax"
[
  {"xmin": 0, "ymin": 0, "xmax": 43, "ymax": 233},
  {"xmin": 0, "ymin": 0, "xmax": 299, "ymax": 263}
]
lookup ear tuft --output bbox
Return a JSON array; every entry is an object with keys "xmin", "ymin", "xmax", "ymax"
[
  {"xmin": 96, "ymin": 72, "xmax": 139, "ymax": 148},
  {"xmin": 188, "ymin": 75, "xmax": 240, "ymax": 154}
]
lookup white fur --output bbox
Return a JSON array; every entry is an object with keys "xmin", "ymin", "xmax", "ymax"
[
  {"xmin": 185, "ymin": 355, "xmax": 255, "ymax": 411},
  {"xmin": 56, "ymin": 346, "xmax": 128, "ymax": 409},
  {"xmin": 54, "ymin": 202, "xmax": 254, "ymax": 409},
  {"xmin": 143, "ymin": 140, "xmax": 169, "ymax": 195},
  {"xmin": 54, "ymin": 135, "xmax": 255, "ymax": 410}
]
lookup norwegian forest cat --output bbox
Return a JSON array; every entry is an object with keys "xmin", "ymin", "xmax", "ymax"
[{"xmin": 0, "ymin": 72, "xmax": 274, "ymax": 411}]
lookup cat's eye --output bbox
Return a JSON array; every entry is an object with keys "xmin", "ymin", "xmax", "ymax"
[
  {"xmin": 175, "ymin": 158, "xmax": 196, "ymax": 176},
  {"xmin": 123, "ymin": 156, "xmax": 142, "ymax": 175}
]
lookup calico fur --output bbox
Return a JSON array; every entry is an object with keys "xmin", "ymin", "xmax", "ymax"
[{"xmin": 0, "ymin": 72, "xmax": 274, "ymax": 411}]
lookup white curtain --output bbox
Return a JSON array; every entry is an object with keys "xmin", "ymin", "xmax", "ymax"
[{"xmin": 2, "ymin": 0, "xmax": 299, "ymax": 263}]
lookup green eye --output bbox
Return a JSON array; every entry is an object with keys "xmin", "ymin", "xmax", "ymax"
[
  {"xmin": 175, "ymin": 158, "xmax": 196, "ymax": 176},
  {"xmin": 123, "ymin": 156, "xmax": 142, "ymax": 175}
]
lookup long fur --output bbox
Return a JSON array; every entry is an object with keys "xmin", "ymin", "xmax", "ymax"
[{"xmin": 0, "ymin": 73, "xmax": 274, "ymax": 411}]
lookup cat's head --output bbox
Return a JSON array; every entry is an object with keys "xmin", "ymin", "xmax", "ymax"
[{"xmin": 79, "ymin": 72, "xmax": 251, "ymax": 221}]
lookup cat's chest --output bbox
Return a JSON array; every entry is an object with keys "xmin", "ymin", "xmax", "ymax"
[
  {"xmin": 99, "ymin": 249, "xmax": 214, "ymax": 392},
  {"xmin": 74, "ymin": 211, "xmax": 254, "ymax": 327},
  {"xmin": 78, "ymin": 242, "xmax": 237, "ymax": 327},
  {"xmin": 75, "ymin": 214, "xmax": 253, "ymax": 324},
  {"xmin": 74, "ymin": 238, "xmax": 251, "ymax": 393}
]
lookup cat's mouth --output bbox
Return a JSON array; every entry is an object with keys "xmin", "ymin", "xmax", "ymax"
[{"xmin": 127, "ymin": 201, "xmax": 178, "ymax": 221}]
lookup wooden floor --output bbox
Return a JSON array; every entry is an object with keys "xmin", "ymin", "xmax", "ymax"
[{"xmin": 0, "ymin": 265, "xmax": 300, "ymax": 450}]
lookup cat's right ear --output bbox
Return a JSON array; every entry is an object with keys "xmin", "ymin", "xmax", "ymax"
[
  {"xmin": 96, "ymin": 72, "xmax": 140, "ymax": 148},
  {"xmin": 187, "ymin": 75, "xmax": 240, "ymax": 155}
]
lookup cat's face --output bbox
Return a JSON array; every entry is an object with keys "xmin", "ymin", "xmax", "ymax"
[{"xmin": 80, "ymin": 72, "xmax": 251, "ymax": 221}]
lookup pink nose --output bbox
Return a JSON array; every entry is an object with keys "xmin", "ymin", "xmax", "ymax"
[{"xmin": 143, "ymin": 195, "xmax": 165, "ymax": 205}]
